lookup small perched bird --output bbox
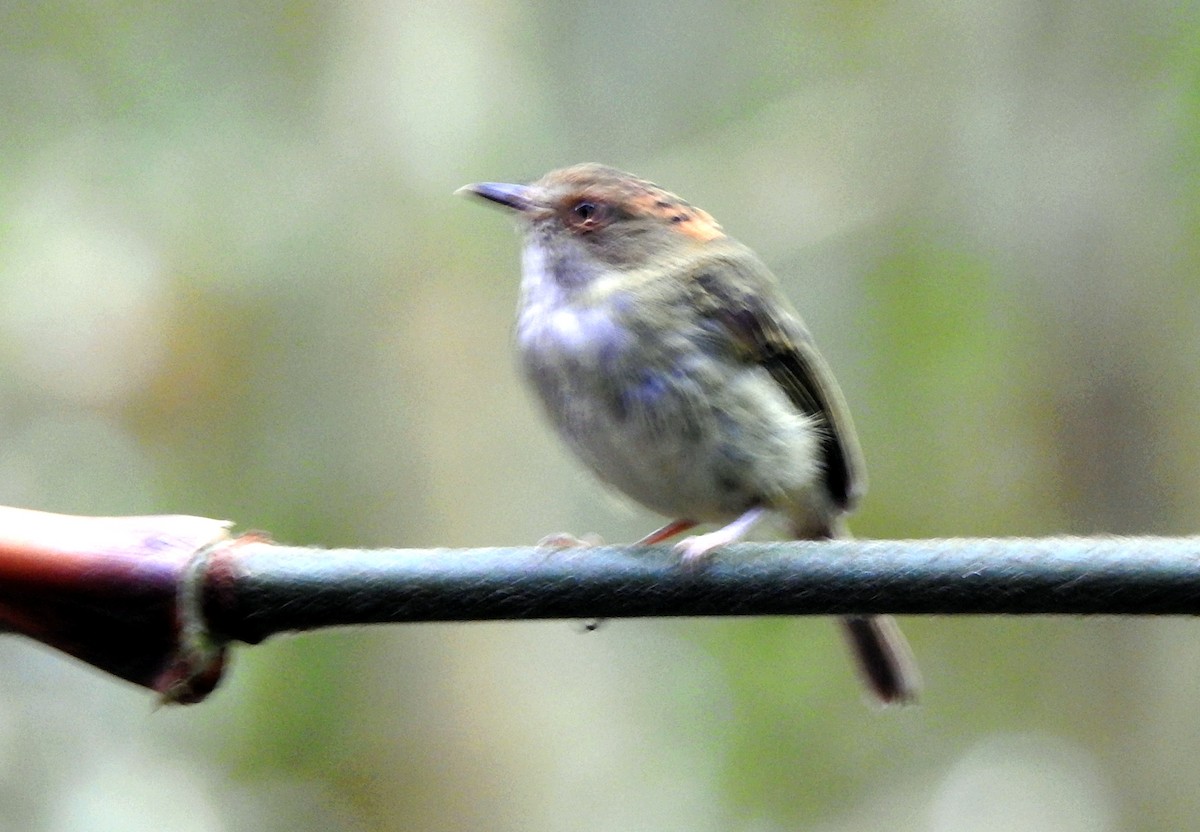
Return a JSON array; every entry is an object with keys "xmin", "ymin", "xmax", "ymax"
[{"xmin": 459, "ymin": 163, "xmax": 918, "ymax": 704}]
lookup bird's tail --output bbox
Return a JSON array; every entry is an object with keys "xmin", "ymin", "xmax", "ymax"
[
  {"xmin": 802, "ymin": 520, "xmax": 920, "ymax": 705},
  {"xmin": 839, "ymin": 614, "xmax": 919, "ymax": 705}
]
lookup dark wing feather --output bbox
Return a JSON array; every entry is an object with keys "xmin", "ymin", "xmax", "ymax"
[{"xmin": 689, "ymin": 254, "xmax": 865, "ymax": 509}]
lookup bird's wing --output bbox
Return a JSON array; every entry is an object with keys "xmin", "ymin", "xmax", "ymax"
[{"xmin": 687, "ymin": 253, "xmax": 866, "ymax": 509}]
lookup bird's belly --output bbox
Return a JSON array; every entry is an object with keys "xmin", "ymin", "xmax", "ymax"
[{"xmin": 518, "ymin": 312, "xmax": 821, "ymax": 521}]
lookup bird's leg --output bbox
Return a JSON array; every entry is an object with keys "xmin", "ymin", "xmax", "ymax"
[
  {"xmin": 635, "ymin": 519, "xmax": 697, "ymax": 546},
  {"xmin": 674, "ymin": 507, "xmax": 767, "ymax": 566}
]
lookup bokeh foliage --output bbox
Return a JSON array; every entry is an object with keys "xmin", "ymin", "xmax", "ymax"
[{"xmin": 2, "ymin": 2, "xmax": 1200, "ymax": 830}]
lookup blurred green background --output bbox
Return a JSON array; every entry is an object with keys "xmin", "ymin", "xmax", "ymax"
[{"xmin": 2, "ymin": 2, "xmax": 1199, "ymax": 830}]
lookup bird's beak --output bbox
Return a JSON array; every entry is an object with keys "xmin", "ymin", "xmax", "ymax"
[{"xmin": 455, "ymin": 181, "xmax": 536, "ymax": 213}]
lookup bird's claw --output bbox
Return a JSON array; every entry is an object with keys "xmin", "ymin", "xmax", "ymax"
[
  {"xmin": 673, "ymin": 531, "xmax": 732, "ymax": 567},
  {"xmin": 537, "ymin": 532, "xmax": 606, "ymax": 632},
  {"xmin": 536, "ymin": 532, "xmax": 604, "ymax": 550}
]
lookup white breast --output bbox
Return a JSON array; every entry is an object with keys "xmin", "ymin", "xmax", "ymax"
[{"xmin": 516, "ymin": 241, "xmax": 626, "ymax": 359}]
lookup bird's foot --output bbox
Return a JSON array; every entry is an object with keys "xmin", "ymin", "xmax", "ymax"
[
  {"xmin": 536, "ymin": 532, "xmax": 605, "ymax": 633},
  {"xmin": 536, "ymin": 531, "xmax": 604, "ymax": 550},
  {"xmin": 672, "ymin": 506, "xmax": 767, "ymax": 567},
  {"xmin": 673, "ymin": 528, "xmax": 739, "ymax": 567}
]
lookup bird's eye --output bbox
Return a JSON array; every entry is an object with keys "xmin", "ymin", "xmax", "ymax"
[{"xmin": 565, "ymin": 199, "xmax": 611, "ymax": 230}]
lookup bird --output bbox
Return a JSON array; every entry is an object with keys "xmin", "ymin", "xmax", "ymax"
[{"xmin": 458, "ymin": 163, "xmax": 918, "ymax": 704}]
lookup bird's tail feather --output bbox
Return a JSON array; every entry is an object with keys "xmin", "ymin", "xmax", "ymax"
[
  {"xmin": 839, "ymin": 614, "xmax": 920, "ymax": 705},
  {"xmin": 804, "ymin": 520, "xmax": 920, "ymax": 705}
]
